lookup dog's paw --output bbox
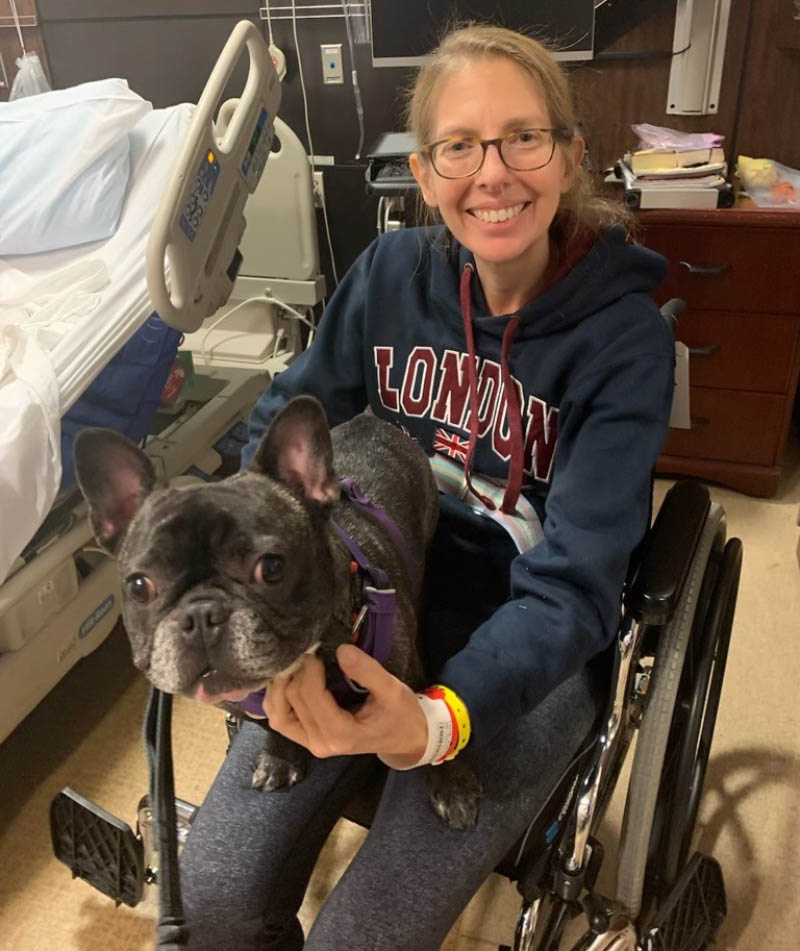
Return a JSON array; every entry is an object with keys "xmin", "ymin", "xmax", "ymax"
[
  {"xmin": 251, "ymin": 751, "xmax": 306, "ymax": 791},
  {"xmin": 426, "ymin": 759, "xmax": 482, "ymax": 830}
]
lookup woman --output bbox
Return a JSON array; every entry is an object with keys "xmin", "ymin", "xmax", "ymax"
[{"xmin": 181, "ymin": 24, "xmax": 674, "ymax": 950}]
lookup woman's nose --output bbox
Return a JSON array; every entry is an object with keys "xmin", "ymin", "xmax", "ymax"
[{"xmin": 475, "ymin": 143, "xmax": 511, "ymax": 187}]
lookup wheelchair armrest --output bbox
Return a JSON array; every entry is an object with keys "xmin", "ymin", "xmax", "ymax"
[
  {"xmin": 625, "ymin": 481, "xmax": 711, "ymax": 626},
  {"xmin": 659, "ymin": 297, "xmax": 686, "ymax": 335}
]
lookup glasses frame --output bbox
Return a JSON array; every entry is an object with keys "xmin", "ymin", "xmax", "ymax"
[{"xmin": 422, "ymin": 127, "xmax": 571, "ymax": 180}]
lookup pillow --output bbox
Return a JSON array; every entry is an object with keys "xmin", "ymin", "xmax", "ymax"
[{"xmin": 0, "ymin": 79, "xmax": 152, "ymax": 256}]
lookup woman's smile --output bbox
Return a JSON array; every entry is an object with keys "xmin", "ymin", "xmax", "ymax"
[{"xmin": 467, "ymin": 200, "xmax": 531, "ymax": 224}]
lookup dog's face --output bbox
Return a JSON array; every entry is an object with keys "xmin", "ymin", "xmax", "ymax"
[{"xmin": 74, "ymin": 397, "xmax": 345, "ymax": 701}]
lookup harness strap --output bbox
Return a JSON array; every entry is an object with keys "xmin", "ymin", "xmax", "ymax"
[{"xmin": 338, "ymin": 476, "xmax": 419, "ymax": 585}]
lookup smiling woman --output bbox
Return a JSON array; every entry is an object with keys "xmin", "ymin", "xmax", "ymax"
[{"xmin": 178, "ymin": 22, "xmax": 675, "ymax": 951}]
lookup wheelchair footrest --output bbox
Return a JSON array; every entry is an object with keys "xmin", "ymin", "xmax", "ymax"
[
  {"xmin": 644, "ymin": 852, "xmax": 726, "ymax": 951},
  {"xmin": 50, "ymin": 788, "xmax": 146, "ymax": 908}
]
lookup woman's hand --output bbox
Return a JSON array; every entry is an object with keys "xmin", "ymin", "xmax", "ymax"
[{"xmin": 263, "ymin": 644, "xmax": 428, "ymax": 769}]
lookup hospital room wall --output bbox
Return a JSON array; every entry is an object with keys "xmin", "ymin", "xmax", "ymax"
[{"xmin": 22, "ymin": 0, "xmax": 800, "ymax": 287}]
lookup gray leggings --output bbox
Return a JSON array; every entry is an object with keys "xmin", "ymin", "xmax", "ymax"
[{"xmin": 180, "ymin": 665, "xmax": 601, "ymax": 951}]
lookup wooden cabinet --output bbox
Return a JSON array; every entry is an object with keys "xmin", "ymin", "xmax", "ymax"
[{"xmin": 640, "ymin": 203, "xmax": 800, "ymax": 497}]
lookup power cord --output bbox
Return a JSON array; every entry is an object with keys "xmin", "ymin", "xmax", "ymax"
[
  {"xmin": 199, "ymin": 293, "xmax": 315, "ymax": 366},
  {"xmin": 341, "ymin": 0, "xmax": 365, "ymax": 160},
  {"xmin": 291, "ymin": 0, "xmax": 340, "ymax": 287}
]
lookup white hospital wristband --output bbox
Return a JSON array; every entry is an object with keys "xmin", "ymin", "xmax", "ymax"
[{"xmin": 380, "ymin": 694, "xmax": 454, "ymax": 771}]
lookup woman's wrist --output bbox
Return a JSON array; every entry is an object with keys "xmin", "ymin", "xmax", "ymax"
[{"xmin": 379, "ymin": 685, "xmax": 472, "ymax": 771}]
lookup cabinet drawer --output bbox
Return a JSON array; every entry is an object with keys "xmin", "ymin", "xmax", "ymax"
[
  {"xmin": 644, "ymin": 225, "xmax": 800, "ymax": 314},
  {"xmin": 663, "ymin": 387, "xmax": 785, "ymax": 465},
  {"xmin": 678, "ymin": 310, "xmax": 799, "ymax": 393}
]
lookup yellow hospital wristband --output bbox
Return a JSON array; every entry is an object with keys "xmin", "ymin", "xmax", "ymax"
[{"xmin": 422, "ymin": 684, "xmax": 472, "ymax": 760}]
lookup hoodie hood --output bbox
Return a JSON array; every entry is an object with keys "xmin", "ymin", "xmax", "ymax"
[{"xmin": 429, "ymin": 224, "xmax": 668, "ymax": 338}]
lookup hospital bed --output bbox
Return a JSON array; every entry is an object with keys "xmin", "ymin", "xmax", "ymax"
[{"xmin": 0, "ymin": 21, "xmax": 325, "ymax": 745}]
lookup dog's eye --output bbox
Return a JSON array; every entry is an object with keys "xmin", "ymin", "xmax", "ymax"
[
  {"xmin": 254, "ymin": 554, "xmax": 284, "ymax": 583},
  {"xmin": 126, "ymin": 573, "xmax": 157, "ymax": 604}
]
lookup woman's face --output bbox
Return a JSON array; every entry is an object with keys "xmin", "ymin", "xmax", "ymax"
[{"xmin": 410, "ymin": 57, "xmax": 584, "ymax": 272}]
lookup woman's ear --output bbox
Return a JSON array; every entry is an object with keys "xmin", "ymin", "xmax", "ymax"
[
  {"xmin": 409, "ymin": 152, "xmax": 438, "ymax": 208},
  {"xmin": 560, "ymin": 136, "xmax": 586, "ymax": 194}
]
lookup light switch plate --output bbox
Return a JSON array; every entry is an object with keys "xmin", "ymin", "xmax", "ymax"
[{"xmin": 321, "ymin": 44, "xmax": 344, "ymax": 84}]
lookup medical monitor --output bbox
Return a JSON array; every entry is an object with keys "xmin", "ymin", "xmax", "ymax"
[{"xmin": 370, "ymin": 0, "xmax": 596, "ymax": 66}]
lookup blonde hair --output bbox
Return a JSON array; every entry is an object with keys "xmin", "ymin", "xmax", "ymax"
[{"xmin": 406, "ymin": 24, "xmax": 634, "ymax": 247}]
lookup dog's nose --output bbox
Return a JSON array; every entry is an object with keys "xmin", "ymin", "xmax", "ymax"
[{"xmin": 178, "ymin": 601, "xmax": 230, "ymax": 643}]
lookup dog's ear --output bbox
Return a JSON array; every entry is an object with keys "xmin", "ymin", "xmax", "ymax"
[
  {"xmin": 250, "ymin": 396, "xmax": 339, "ymax": 504},
  {"xmin": 74, "ymin": 428, "xmax": 157, "ymax": 553}
]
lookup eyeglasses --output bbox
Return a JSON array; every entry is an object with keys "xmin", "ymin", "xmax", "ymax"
[{"xmin": 422, "ymin": 128, "xmax": 569, "ymax": 180}]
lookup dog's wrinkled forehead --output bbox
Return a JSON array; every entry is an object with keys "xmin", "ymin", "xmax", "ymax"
[{"xmin": 120, "ymin": 475, "xmax": 306, "ymax": 577}]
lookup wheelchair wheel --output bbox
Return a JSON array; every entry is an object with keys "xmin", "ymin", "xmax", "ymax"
[
  {"xmin": 616, "ymin": 502, "xmax": 727, "ymax": 919},
  {"xmin": 652, "ymin": 535, "xmax": 741, "ymax": 905}
]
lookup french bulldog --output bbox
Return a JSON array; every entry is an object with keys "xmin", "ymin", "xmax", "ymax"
[{"xmin": 74, "ymin": 396, "xmax": 481, "ymax": 828}]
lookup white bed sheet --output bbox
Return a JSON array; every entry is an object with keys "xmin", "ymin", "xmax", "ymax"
[
  {"xmin": 0, "ymin": 102, "xmax": 193, "ymax": 410},
  {"xmin": 0, "ymin": 103, "xmax": 193, "ymax": 582}
]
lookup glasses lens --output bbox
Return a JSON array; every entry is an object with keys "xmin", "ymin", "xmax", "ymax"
[
  {"xmin": 431, "ymin": 138, "xmax": 482, "ymax": 178},
  {"xmin": 501, "ymin": 129, "xmax": 554, "ymax": 170}
]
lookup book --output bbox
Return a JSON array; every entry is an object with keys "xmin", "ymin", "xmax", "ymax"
[
  {"xmin": 617, "ymin": 161, "xmax": 726, "ymax": 191},
  {"xmin": 626, "ymin": 146, "xmax": 726, "ymax": 174},
  {"xmin": 632, "ymin": 162, "xmax": 727, "ymax": 182},
  {"xmin": 636, "ymin": 188, "xmax": 721, "ymax": 210}
]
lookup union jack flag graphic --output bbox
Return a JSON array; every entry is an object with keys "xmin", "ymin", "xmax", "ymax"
[{"xmin": 433, "ymin": 427, "xmax": 469, "ymax": 463}]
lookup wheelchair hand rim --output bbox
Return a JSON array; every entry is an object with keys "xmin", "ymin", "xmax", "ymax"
[{"xmin": 661, "ymin": 537, "xmax": 741, "ymax": 891}]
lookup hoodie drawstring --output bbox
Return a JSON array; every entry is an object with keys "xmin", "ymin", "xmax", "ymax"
[{"xmin": 458, "ymin": 264, "xmax": 525, "ymax": 515}]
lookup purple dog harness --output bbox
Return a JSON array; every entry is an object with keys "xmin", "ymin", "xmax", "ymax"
[{"xmin": 234, "ymin": 477, "xmax": 416, "ymax": 719}]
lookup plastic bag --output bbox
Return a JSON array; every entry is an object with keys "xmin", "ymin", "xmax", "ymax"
[
  {"xmin": 632, "ymin": 123, "xmax": 724, "ymax": 152},
  {"xmin": 9, "ymin": 51, "xmax": 51, "ymax": 100},
  {"xmin": 737, "ymin": 156, "xmax": 800, "ymax": 208}
]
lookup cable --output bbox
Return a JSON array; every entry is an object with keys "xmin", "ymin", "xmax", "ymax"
[
  {"xmin": 264, "ymin": 292, "xmax": 317, "ymax": 330},
  {"xmin": 200, "ymin": 293, "xmax": 316, "ymax": 366},
  {"xmin": 264, "ymin": 0, "xmax": 273, "ymax": 46},
  {"xmin": 199, "ymin": 296, "xmax": 258, "ymax": 366},
  {"xmin": 8, "ymin": 0, "xmax": 25, "ymax": 54},
  {"xmin": 264, "ymin": 0, "xmax": 274, "ymax": 45},
  {"xmin": 291, "ymin": 0, "xmax": 340, "ymax": 287},
  {"xmin": 341, "ymin": 0, "xmax": 366, "ymax": 160}
]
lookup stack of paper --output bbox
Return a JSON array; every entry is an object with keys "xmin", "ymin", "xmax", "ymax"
[{"xmin": 611, "ymin": 126, "xmax": 731, "ymax": 209}]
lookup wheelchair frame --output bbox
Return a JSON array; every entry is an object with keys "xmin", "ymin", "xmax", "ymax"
[
  {"xmin": 499, "ymin": 479, "xmax": 741, "ymax": 951},
  {"xmin": 49, "ymin": 477, "xmax": 741, "ymax": 951}
]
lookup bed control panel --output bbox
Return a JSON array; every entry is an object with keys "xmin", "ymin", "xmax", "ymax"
[{"xmin": 180, "ymin": 149, "xmax": 222, "ymax": 243}]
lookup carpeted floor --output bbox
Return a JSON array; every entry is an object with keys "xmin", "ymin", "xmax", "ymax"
[{"xmin": 1, "ymin": 451, "xmax": 799, "ymax": 951}]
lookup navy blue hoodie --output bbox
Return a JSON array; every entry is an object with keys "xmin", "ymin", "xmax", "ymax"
[{"xmin": 243, "ymin": 224, "xmax": 674, "ymax": 749}]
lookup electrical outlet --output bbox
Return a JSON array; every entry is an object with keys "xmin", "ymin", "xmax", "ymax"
[
  {"xmin": 321, "ymin": 44, "xmax": 344, "ymax": 84},
  {"xmin": 313, "ymin": 170, "xmax": 325, "ymax": 209}
]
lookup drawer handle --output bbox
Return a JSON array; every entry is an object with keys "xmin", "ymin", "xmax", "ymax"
[
  {"xmin": 688, "ymin": 344, "xmax": 720, "ymax": 358},
  {"xmin": 691, "ymin": 417, "xmax": 711, "ymax": 430},
  {"xmin": 679, "ymin": 261, "xmax": 732, "ymax": 276}
]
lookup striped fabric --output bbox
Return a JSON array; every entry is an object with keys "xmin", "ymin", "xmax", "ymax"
[{"xmin": 429, "ymin": 453, "xmax": 544, "ymax": 554}]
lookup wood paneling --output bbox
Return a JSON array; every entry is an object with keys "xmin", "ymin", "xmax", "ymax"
[
  {"xmin": 569, "ymin": 0, "xmax": 753, "ymax": 172},
  {"xmin": 734, "ymin": 0, "xmax": 800, "ymax": 166}
]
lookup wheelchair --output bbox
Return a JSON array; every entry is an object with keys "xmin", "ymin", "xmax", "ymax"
[
  {"xmin": 49, "ymin": 475, "xmax": 741, "ymax": 951},
  {"xmin": 49, "ymin": 300, "xmax": 743, "ymax": 950}
]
